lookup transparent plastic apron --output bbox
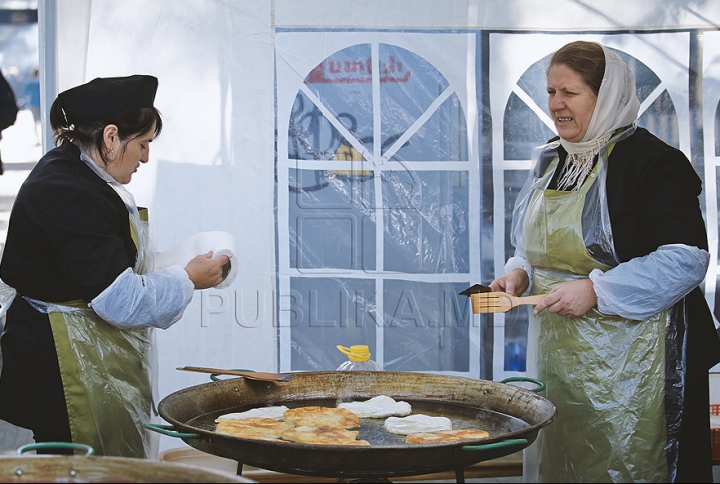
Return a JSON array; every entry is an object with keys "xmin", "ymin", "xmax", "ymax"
[
  {"xmin": 31, "ymin": 205, "xmax": 158, "ymax": 459},
  {"xmin": 521, "ymin": 149, "xmax": 668, "ymax": 482}
]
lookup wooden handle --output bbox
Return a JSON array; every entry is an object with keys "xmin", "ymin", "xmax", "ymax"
[
  {"xmin": 514, "ymin": 295, "xmax": 546, "ymax": 305},
  {"xmin": 176, "ymin": 366, "xmax": 293, "ymax": 382}
]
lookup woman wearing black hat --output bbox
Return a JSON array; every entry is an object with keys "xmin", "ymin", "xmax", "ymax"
[{"xmin": 0, "ymin": 75, "xmax": 228, "ymax": 458}]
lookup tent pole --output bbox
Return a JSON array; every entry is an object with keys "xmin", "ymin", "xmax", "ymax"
[{"xmin": 37, "ymin": 0, "xmax": 57, "ymax": 153}]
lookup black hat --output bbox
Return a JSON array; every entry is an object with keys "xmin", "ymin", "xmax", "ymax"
[{"xmin": 57, "ymin": 74, "xmax": 158, "ymax": 126}]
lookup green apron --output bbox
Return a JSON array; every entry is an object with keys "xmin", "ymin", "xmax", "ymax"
[
  {"xmin": 44, "ymin": 207, "xmax": 157, "ymax": 458},
  {"xmin": 521, "ymin": 150, "xmax": 668, "ymax": 482}
]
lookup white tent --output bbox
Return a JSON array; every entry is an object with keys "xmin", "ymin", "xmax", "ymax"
[{"xmin": 33, "ymin": 0, "xmax": 720, "ymax": 454}]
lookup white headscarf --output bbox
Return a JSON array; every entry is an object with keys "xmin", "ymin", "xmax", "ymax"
[{"xmin": 556, "ymin": 44, "xmax": 641, "ymax": 190}]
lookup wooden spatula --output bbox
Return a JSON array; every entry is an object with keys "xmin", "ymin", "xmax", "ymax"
[
  {"xmin": 471, "ymin": 292, "xmax": 546, "ymax": 314},
  {"xmin": 177, "ymin": 366, "xmax": 293, "ymax": 382}
]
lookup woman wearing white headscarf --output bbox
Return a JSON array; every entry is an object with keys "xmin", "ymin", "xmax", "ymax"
[{"xmin": 490, "ymin": 41, "xmax": 720, "ymax": 482}]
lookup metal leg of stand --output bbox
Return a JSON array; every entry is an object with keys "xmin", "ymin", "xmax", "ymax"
[
  {"xmin": 236, "ymin": 462, "xmax": 243, "ymax": 475},
  {"xmin": 455, "ymin": 468, "xmax": 466, "ymax": 483}
]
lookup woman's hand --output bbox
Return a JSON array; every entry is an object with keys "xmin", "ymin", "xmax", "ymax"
[
  {"xmin": 184, "ymin": 251, "xmax": 230, "ymax": 289},
  {"xmin": 489, "ymin": 268, "xmax": 529, "ymax": 296},
  {"xmin": 533, "ymin": 278, "xmax": 597, "ymax": 318}
]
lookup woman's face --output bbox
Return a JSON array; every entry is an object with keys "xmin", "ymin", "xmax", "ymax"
[
  {"xmin": 547, "ymin": 63, "xmax": 598, "ymax": 143},
  {"xmin": 105, "ymin": 123, "xmax": 156, "ymax": 184}
]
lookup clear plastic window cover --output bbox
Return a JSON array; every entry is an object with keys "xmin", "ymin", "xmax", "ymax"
[
  {"xmin": 288, "ymin": 163, "xmax": 471, "ymax": 364},
  {"xmin": 287, "ymin": 278, "xmax": 472, "ymax": 372},
  {"xmin": 293, "ymin": 43, "xmax": 461, "ymax": 163},
  {"xmin": 24, "ymin": 297, "xmax": 160, "ymax": 458},
  {"xmin": 287, "ymin": 170, "xmax": 471, "ymax": 372},
  {"xmin": 287, "ymin": 42, "xmax": 474, "ymax": 373},
  {"xmin": 288, "ymin": 169, "xmax": 469, "ymax": 274}
]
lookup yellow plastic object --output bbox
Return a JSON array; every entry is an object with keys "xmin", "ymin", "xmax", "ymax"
[{"xmin": 337, "ymin": 344, "xmax": 371, "ymax": 362}]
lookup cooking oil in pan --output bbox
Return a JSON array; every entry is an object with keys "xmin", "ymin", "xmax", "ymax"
[{"xmin": 186, "ymin": 398, "xmax": 530, "ymax": 447}]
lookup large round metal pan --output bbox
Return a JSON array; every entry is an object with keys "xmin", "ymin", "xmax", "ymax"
[
  {"xmin": 0, "ymin": 455, "xmax": 254, "ymax": 483},
  {"xmin": 155, "ymin": 371, "xmax": 556, "ymax": 479}
]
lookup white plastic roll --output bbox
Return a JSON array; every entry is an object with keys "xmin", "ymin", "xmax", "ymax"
[{"xmin": 154, "ymin": 231, "xmax": 238, "ymax": 289}]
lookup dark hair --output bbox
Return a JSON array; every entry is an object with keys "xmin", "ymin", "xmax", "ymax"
[
  {"xmin": 49, "ymin": 99, "xmax": 163, "ymax": 165},
  {"xmin": 548, "ymin": 41, "xmax": 605, "ymax": 96}
]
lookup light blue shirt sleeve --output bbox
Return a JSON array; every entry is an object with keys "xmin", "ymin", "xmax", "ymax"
[
  {"xmin": 589, "ymin": 244, "xmax": 709, "ymax": 321},
  {"xmin": 89, "ymin": 265, "xmax": 195, "ymax": 329}
]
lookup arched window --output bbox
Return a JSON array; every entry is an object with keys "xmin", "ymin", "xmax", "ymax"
[{"xmin": 279, "ymin": 39, "xmax": 481, "ymax": 374}]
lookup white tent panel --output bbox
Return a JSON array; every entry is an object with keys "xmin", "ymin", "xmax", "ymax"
[
  {"xmin": 59, "ymin": 1, "xmax": 280, "ymax": 437},
  {"xmin": 275, "ymin": 0, "xmax": 720, "ymax": 31}
]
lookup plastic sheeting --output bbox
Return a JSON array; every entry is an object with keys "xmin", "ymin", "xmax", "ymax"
[
  {"xmin": 26, "ymin": 298, "xmax": 160, "ymax": 459},
  {"xmin": 0, "ymin": 281, "xmax": 16, "ymax": 327},
  {"xmin": 277, "ymin": 34, "xmax": 480, "ymax": 374}
]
